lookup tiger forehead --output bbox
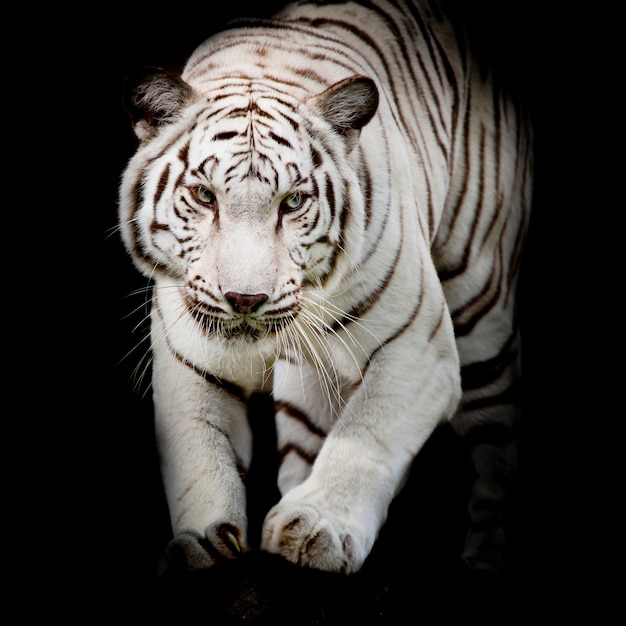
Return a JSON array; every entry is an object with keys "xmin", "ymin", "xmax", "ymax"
[
  {"xmin": 191, "ymin": 87, "xmax": 304, "ymax": 148},
  {"xmin": 184, "ymin": 88, "xmax": 313, "ymax": 189},
  {"xmin": 197, "ymin": 80, "xmax": 304, "ymax": 121}
]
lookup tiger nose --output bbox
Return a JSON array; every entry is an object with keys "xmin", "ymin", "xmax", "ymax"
[{"xmin": 225, "ymin": 291, "xmax": 269, "ymax": 314}]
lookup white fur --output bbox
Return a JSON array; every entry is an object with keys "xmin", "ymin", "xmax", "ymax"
[{"xmin": 119, "ymin": 0, "xmax": 531, "ymax": 575}]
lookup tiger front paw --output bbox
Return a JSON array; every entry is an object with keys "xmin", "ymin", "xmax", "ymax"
[
  {"xmin": 160, "ymin": 523, "xmax": 246, "ymax": 576},
  {"xmin": 260, "ymin": 502, "xmax": 363, "ymax": 574}
]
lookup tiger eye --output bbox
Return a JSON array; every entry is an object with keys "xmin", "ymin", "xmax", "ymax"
[
  {"xmin": 191, "ymin": 185, "xmax": 216, "ymax": 205},
  {"xmin": 281, "ymin": 191, "xmax": 306, "ymax": 212}
]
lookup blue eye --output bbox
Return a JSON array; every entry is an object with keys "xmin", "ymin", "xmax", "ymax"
[
  {"xmin": 281, "ymin": 191, "xmax": 307, "ymax": 212},
  {"xmin": 191, "ymin": 185, "xmax": 216, "ymax": 206}
]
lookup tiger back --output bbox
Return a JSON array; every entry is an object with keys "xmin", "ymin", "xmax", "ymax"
[{"xmin": 118, "ymin": 0, "xmax": 532, "ymax": 577}]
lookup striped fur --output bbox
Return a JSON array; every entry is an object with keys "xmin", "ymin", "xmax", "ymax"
[{"xmin": 119, "ymin": 0, "xmax": 532, "ymax": 576}]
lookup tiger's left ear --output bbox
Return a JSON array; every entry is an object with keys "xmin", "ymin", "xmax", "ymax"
[
  {"xmin": 310, "ymin": 76, "xmax": 379, "ymax": 151},
  {"xmin": 122, "ymin": 67, "xmax": 196, "ymax": 142}
]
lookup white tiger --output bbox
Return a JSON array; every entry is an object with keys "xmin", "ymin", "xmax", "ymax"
[{"xmin": 118, "ymin": 0, "xmax": 532, "ymax": 576}]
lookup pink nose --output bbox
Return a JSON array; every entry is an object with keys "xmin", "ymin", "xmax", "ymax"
[{"xmin": 225, "ymin": 292, "xmax": 269, "ymax": 314}]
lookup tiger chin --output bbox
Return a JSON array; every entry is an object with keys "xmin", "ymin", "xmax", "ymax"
[{"xmin": 118, "ymin": 0, "xmax": 532, "ymax": 580}]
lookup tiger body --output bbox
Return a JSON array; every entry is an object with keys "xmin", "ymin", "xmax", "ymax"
[{"xmin": 119, "ymin": 0, "xmax": 532, "ymax": 575}]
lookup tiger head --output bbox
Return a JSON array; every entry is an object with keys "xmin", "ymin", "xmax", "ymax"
[{"xmin": 119, "ymin": 67, "xmax": 378, "ymax": 345}]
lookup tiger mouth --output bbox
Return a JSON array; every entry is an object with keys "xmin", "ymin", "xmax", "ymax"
[
  {"xmin": 192, "ymin": 310, "xmax": 291, "ymax": 340},
  {"xmin": 221, "ymin": 320, "xmax": 269, "ymax": 340}
]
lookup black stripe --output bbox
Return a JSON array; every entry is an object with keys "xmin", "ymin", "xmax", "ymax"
[
  {"xmin": 274, "ymin": 399, "xmax": 327, "ymax": 438},
  {"xmin": 212, "ymin": 131, "xmax": 238, "ymax": 141},
  {"xmin": 154, "ymin": 163, "xmax": 170, "ymax": 206},
  {"xmin": 153, "ymin": 297, "xmax": 248, "ymax": 401},
  {"xmin": 462, "ymin": 422, "xmax": 515, "ymax": 448},
  {"xmin": 462, "ymin": 381, "xmax": 520, "ymax": 414},
  {"xmin": 467, "ymin": 516, "xmax": 503, "ymax": 532},
  {"xmin": 461, "ymin": 332, "xmax": 518, "ymax": 391},
  {"xmin": 279, "ymin": 442, "xmax": 317, "ymax": 466},
  {"xmin": 364, "ymin": 261, "xmax": 426, "ymax": 372}
]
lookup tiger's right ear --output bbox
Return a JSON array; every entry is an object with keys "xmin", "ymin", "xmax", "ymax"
[{"xmin": 122, "ymin": 67, "xmax": 195, "ymax": 142}]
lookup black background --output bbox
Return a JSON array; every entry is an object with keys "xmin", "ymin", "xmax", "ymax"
[{"xmin": 41, "ymin": 1, "xmax": 614, "ymax": 621}]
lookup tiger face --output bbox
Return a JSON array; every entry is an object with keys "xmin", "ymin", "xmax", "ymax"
[{"xmin": 120, "ymin": 70, "xmax": 378, "ymax": 349}]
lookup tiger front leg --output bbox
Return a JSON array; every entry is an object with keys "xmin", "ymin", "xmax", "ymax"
[
  {"xmin": 261, "ymin": 443, "xmax": 396, "ymax": 574},
  {"xmin": 151, "ymin": 328, "xmax": 253, "ymax": 575},
  {"xmin": 261, "ymin": 323, "xmax": 462, "ymax": 574}
]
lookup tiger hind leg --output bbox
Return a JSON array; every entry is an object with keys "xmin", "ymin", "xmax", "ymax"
[{"xmin": 450, "ymin": 335, "xmax": 522, "ymax": 575}]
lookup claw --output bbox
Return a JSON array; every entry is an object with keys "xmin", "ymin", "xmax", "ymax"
[{"xmin": 223, "ymin": 528, "xmax": 241, "ymax": 553}]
